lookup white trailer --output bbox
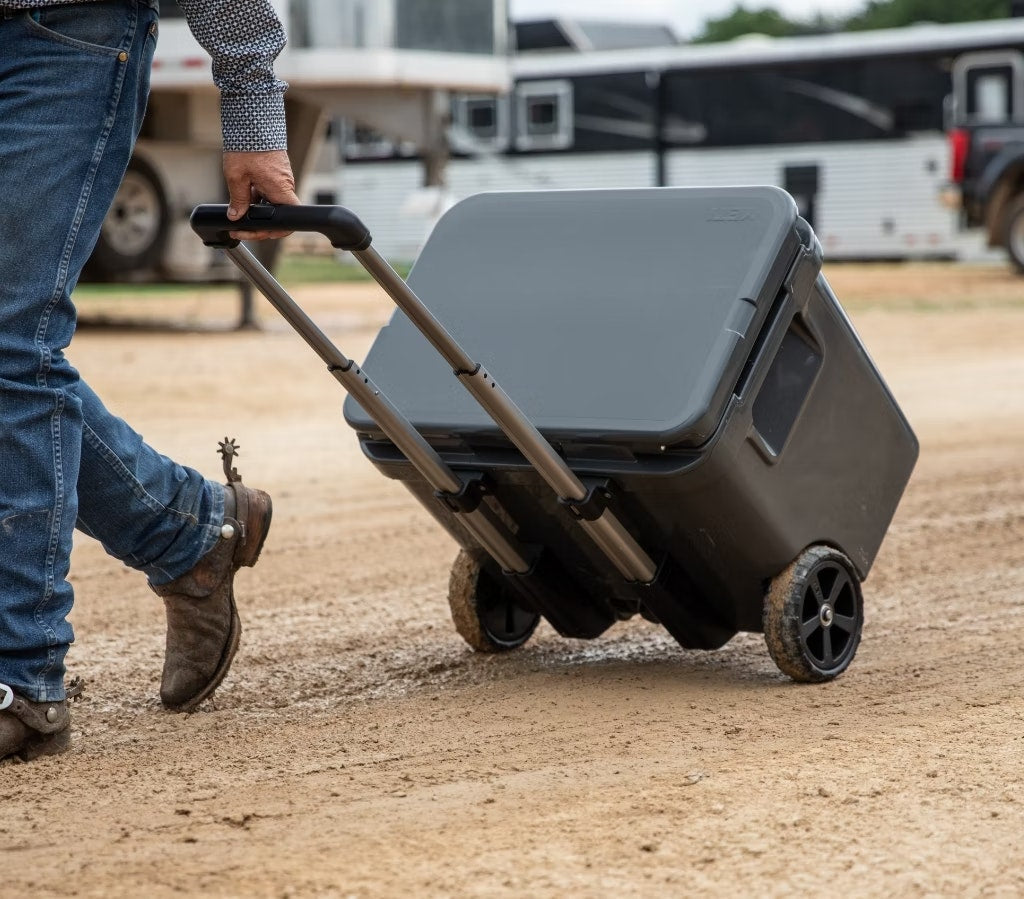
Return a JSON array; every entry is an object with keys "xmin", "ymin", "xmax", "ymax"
[
  {"xmin": 87, "ymin": 0, "xmax": 510, "ymax": 282},
  {"xmin": 341, "ymin": 18, "xmax": 1024, "ymax": 262}
]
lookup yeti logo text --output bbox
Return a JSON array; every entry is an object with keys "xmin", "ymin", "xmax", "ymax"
[{"xmin": 708, "ymin": 207, "xmax": 755, "ymax": 222}]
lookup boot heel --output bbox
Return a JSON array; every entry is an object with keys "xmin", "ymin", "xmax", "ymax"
[{"xmin": 18, "ymin": 727, "xmax": 70, "ymax": 761}]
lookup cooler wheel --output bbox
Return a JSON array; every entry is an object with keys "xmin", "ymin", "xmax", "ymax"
[
  {"xmin": 447, "ymin": 549, "xmax": 540, "ymax": 652},
  {"xmin": 763, "ymin": 545, "xmax": 863, "ymax": 682}
]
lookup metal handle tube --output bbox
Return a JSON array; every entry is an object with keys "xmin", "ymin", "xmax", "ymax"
[
  {"xmin": 225, "ymin": 245, "xmax": 462, "ymax": 493},
  {"xmin": 461, "ymin": 371, "xmax": 656, "ymax": 583},
  {"xmin": 579, "ymin": 514, "xmax": 658, "ymax": 583},
  {"xmin": 335, "ymin": 352, "xmax": 532, "ymax": 569},
  {"xmin": 221, "ymin": 245, "xmax": 530, "ymax": 573},
  {"xmin": 334, "ymin": 354, "xmax": 532, "ymax": 571},
  {"xmin": 331, "ymin": 363, "xmax": 461, "ymax": 495},
  {"xmin": 353, "ymin": 245, "xmax": 658, "ymax": 584},
  {"xmin": 354, "ymin": 247, "xmax": 478, "ymax": 377},
  {"xmin": 459, "ymin": 368, "xmax": 588, "ymax": 502},
  {"xmin": 356, "ymin": 246, "xmax": 587, "ymax": 500},
  {"xmin": 334, "ymin": 359, "xmax": 532, "ymax": 573},
  {"xmin": 460, "ymin": 507, "xmax": 532, "ymax": 574},
  {"xmin": 226, "ymin": 245, "xmax": 350, "ymax": 372}
]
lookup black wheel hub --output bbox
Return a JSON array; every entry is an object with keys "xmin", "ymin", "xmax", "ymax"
[
  {"xmin": 798, "ymin": 560, "xmax": 860, "ymax": 672},
  {"xmin": 478, "ymin": 590, "xmax": 539, "ymax": 647},
  {"xmin": 473, "ymin": 567, "xmax": 540, "ymax": 648}
]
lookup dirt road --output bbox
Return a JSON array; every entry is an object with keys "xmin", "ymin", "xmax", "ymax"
[{"xmin": 2, "ymin": 262, "xmax": 1023, "ymax": 897}]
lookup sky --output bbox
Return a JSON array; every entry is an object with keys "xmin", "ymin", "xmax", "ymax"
[{"xmin": 508, "ymin": 0, "xmax": 867, "ymax": 40}]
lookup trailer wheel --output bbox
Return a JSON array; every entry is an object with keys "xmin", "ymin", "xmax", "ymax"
[
  {"xmin": 1002, "ymin": 193, "xmax": 1024, "ymax": 274},
  {"xmin": 87, "ymin": 156, "xmax": 168, "ymax": 279},
  {"xmin": 448, "ymin": 549, "xmax": 540, "ymax": 652},
  {"xmin": 763, "ymin": 545, "xmax": 863, "ymax": 682}
]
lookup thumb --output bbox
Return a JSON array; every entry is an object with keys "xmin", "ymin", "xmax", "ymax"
[{"xmin": 226, "ymin": 180, "xmax": 252, "ymax": 221}]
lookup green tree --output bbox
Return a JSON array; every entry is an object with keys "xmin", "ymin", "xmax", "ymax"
[
  {"xmin": 691, "ymin": 0, "xmax": 1011, "ymax": 43},
  {"xmin": 845, "ymin": 0, "xmax": 1009, "ymax": 30},
  {"xmin": 692, "ymin": 5, "xmax": 814, "ymax": 43}
]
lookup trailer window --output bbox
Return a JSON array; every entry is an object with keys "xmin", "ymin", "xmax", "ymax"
[
  {"xmin": 571, "ymin": 71, "xmax": 658, "ymax": 152},
  {"xmin": 515, "ymin": 80, "xmax": 573, "ymax": 151},
  {"xmin": 289, "ymin": 0, "xmax": 370, "ymax": 49},
  {"xmin": 452, "ymin": 95, "xmax": 509, "ymax": 151},
  {"xmin": 528, "ymin": 98, "xmax": 556, "ymax": 130},
  {"xmin": 663, "ymin": 53, "xmax": 949, "ymax": 147},
  {"xmin": 471, "ymin": 103, "xmax": 496, "ymax": 134},
  {"xmin": 395, "ymin": 0, "xmax": 498, "ymax": 54}
]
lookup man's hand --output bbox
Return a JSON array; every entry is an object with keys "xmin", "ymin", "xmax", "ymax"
[{"xmin": 223, "ymin": 149, "xmax": 300, "ymax": 240}]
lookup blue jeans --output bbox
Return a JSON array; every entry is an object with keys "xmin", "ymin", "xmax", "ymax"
[{"xmin": 0, "ymin": 0, "xmax": 225, "ymax": 702}]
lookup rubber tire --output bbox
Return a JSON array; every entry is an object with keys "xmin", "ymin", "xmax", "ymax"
[
  {"xmin": 763, "ymin": 545, "xmax": 863, "ymax": 683},
  {"xmin": 447, "ymin": 549, "xmax": 540, "ymax": 653},
  {"xmin": 86, "ymin": 155, "xmax": 169, "ymax": 279},
  {"xmin": 1001, "ymin": 193, "xmax": 1024, "ymax": 274}
]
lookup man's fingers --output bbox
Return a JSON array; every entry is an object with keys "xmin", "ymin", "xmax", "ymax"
[
  {"xmin": 226, "ymin": 185, "xmax": 253, "ymax": 221},
  {"xmin": 225, "ymin": 170, "xmax": 256, "ymax": 220},
  {"xmin": 223, "ymin": 149, "xmax": 299, "ymax": 227}
]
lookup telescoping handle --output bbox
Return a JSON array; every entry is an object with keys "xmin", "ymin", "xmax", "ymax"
[
  {"xmin": 190, "ymin": 203, "xmax": 372, "ymax": 251},
  {"xmin": 190, "ymin": 203, "xmax": 659, "ymax": 585},
  {"xmin": 187, "ymin": 222, "xmax": 529, "ymax": 575}
]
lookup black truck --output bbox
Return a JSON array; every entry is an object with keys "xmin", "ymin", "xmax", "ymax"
[
  {"xmin": 945, "ymin": 47, "xmax": 1024, "ymax": 271},
  {"xmin": 948, "ymin": 122, "xmax": 1024, "ymax": 270}
]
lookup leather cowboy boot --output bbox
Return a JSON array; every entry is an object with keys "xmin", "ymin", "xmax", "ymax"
[
  {"xmin": 0, "ymin": 678, "xmax": 83, "ymax": 762},
  {"xmin": 151, "ymin": 441, "xmax": 272, "ymax": 713}
]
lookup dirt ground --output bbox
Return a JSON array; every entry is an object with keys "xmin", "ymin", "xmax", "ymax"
[{"xmin": 2, "ymin": 261, "xmax": 1023, "ymax": 898}]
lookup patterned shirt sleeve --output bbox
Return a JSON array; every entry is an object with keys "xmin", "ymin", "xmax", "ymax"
[{"xmin": 175, "ymin": 0, "xmax": 289, "ymax": 152}]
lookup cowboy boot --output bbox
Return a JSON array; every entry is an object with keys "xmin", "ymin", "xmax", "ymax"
[
  {"xmin": 0, "ymin": 678, "xmax": 83, "ymax": 762},
  {"xmin": 151, "ymin": 477, "xmax": 272, "ymax": 712}
]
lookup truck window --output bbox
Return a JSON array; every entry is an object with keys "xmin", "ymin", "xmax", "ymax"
[
  {"xmin": 967, "ymin": 67, "xmax": 1013, "ymax": 123},
  {"xmin": 952, "ymin": 51, "xmax": 1024, "ymax": 126}
]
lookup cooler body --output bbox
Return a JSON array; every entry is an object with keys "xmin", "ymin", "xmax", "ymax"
[{"xmin": 343, "ymin": 187, "xmax": 918, "ymax": 643}]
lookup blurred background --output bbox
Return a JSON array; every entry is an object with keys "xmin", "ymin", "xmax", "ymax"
[{"xmin": 86, "ymin": 0, "xmax": 1024, "ymax": 291}]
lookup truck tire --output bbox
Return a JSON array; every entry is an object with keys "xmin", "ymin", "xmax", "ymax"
[
  {"xmin": 86, "ymin": 155, "xmax": 169, "ymax": 279},
  {"xmin": 1002, "ymin": 193, "xmax": 1024, "ymax": 274}
]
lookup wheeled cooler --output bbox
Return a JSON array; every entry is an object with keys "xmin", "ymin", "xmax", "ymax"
[{"xmin": 191, "ymin": 186, "xmax": 918, "ymax": 682}]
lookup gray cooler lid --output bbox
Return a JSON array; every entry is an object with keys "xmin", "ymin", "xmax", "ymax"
[{"xmin": 344, "ymin": 186, "xmax": 803, "ymax": 449}]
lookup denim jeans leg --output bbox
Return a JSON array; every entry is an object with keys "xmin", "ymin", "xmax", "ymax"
[
  {"xmin": 76, "ymin": 381, "xmax": 224, "ymax": 586},
  {"xmin": 0, "ymin": 1, "xmax": 219, "ymax": 702}
]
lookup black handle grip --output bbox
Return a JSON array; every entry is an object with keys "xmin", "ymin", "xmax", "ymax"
[{"xmin": 189, "ymin": 203, "xmax": 372, "ymax": 251}]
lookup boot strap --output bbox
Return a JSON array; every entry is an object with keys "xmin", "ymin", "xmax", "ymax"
[
  {"xmin": 227, "ymin": 481, "xmax": 249, "ymax": 547},
  {"xmin": 0, "ymin": 686, "xmax": 69, "ymax": 735}
]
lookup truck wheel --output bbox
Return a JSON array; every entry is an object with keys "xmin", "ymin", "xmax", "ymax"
[
  {"xmin": 763, "ymin": 545, "xmax": 863, "ymax": 683},
  {"xmin": 448, "ymin": 549, "xmax": 540, "ymax": 652},
  {"xmin": 1002, "ymin": 194, "xmax": 1024, "ymax": 274},
  {"xmin": 87, "ymin": 156, "xmax": 169, "ymax": 279}
]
